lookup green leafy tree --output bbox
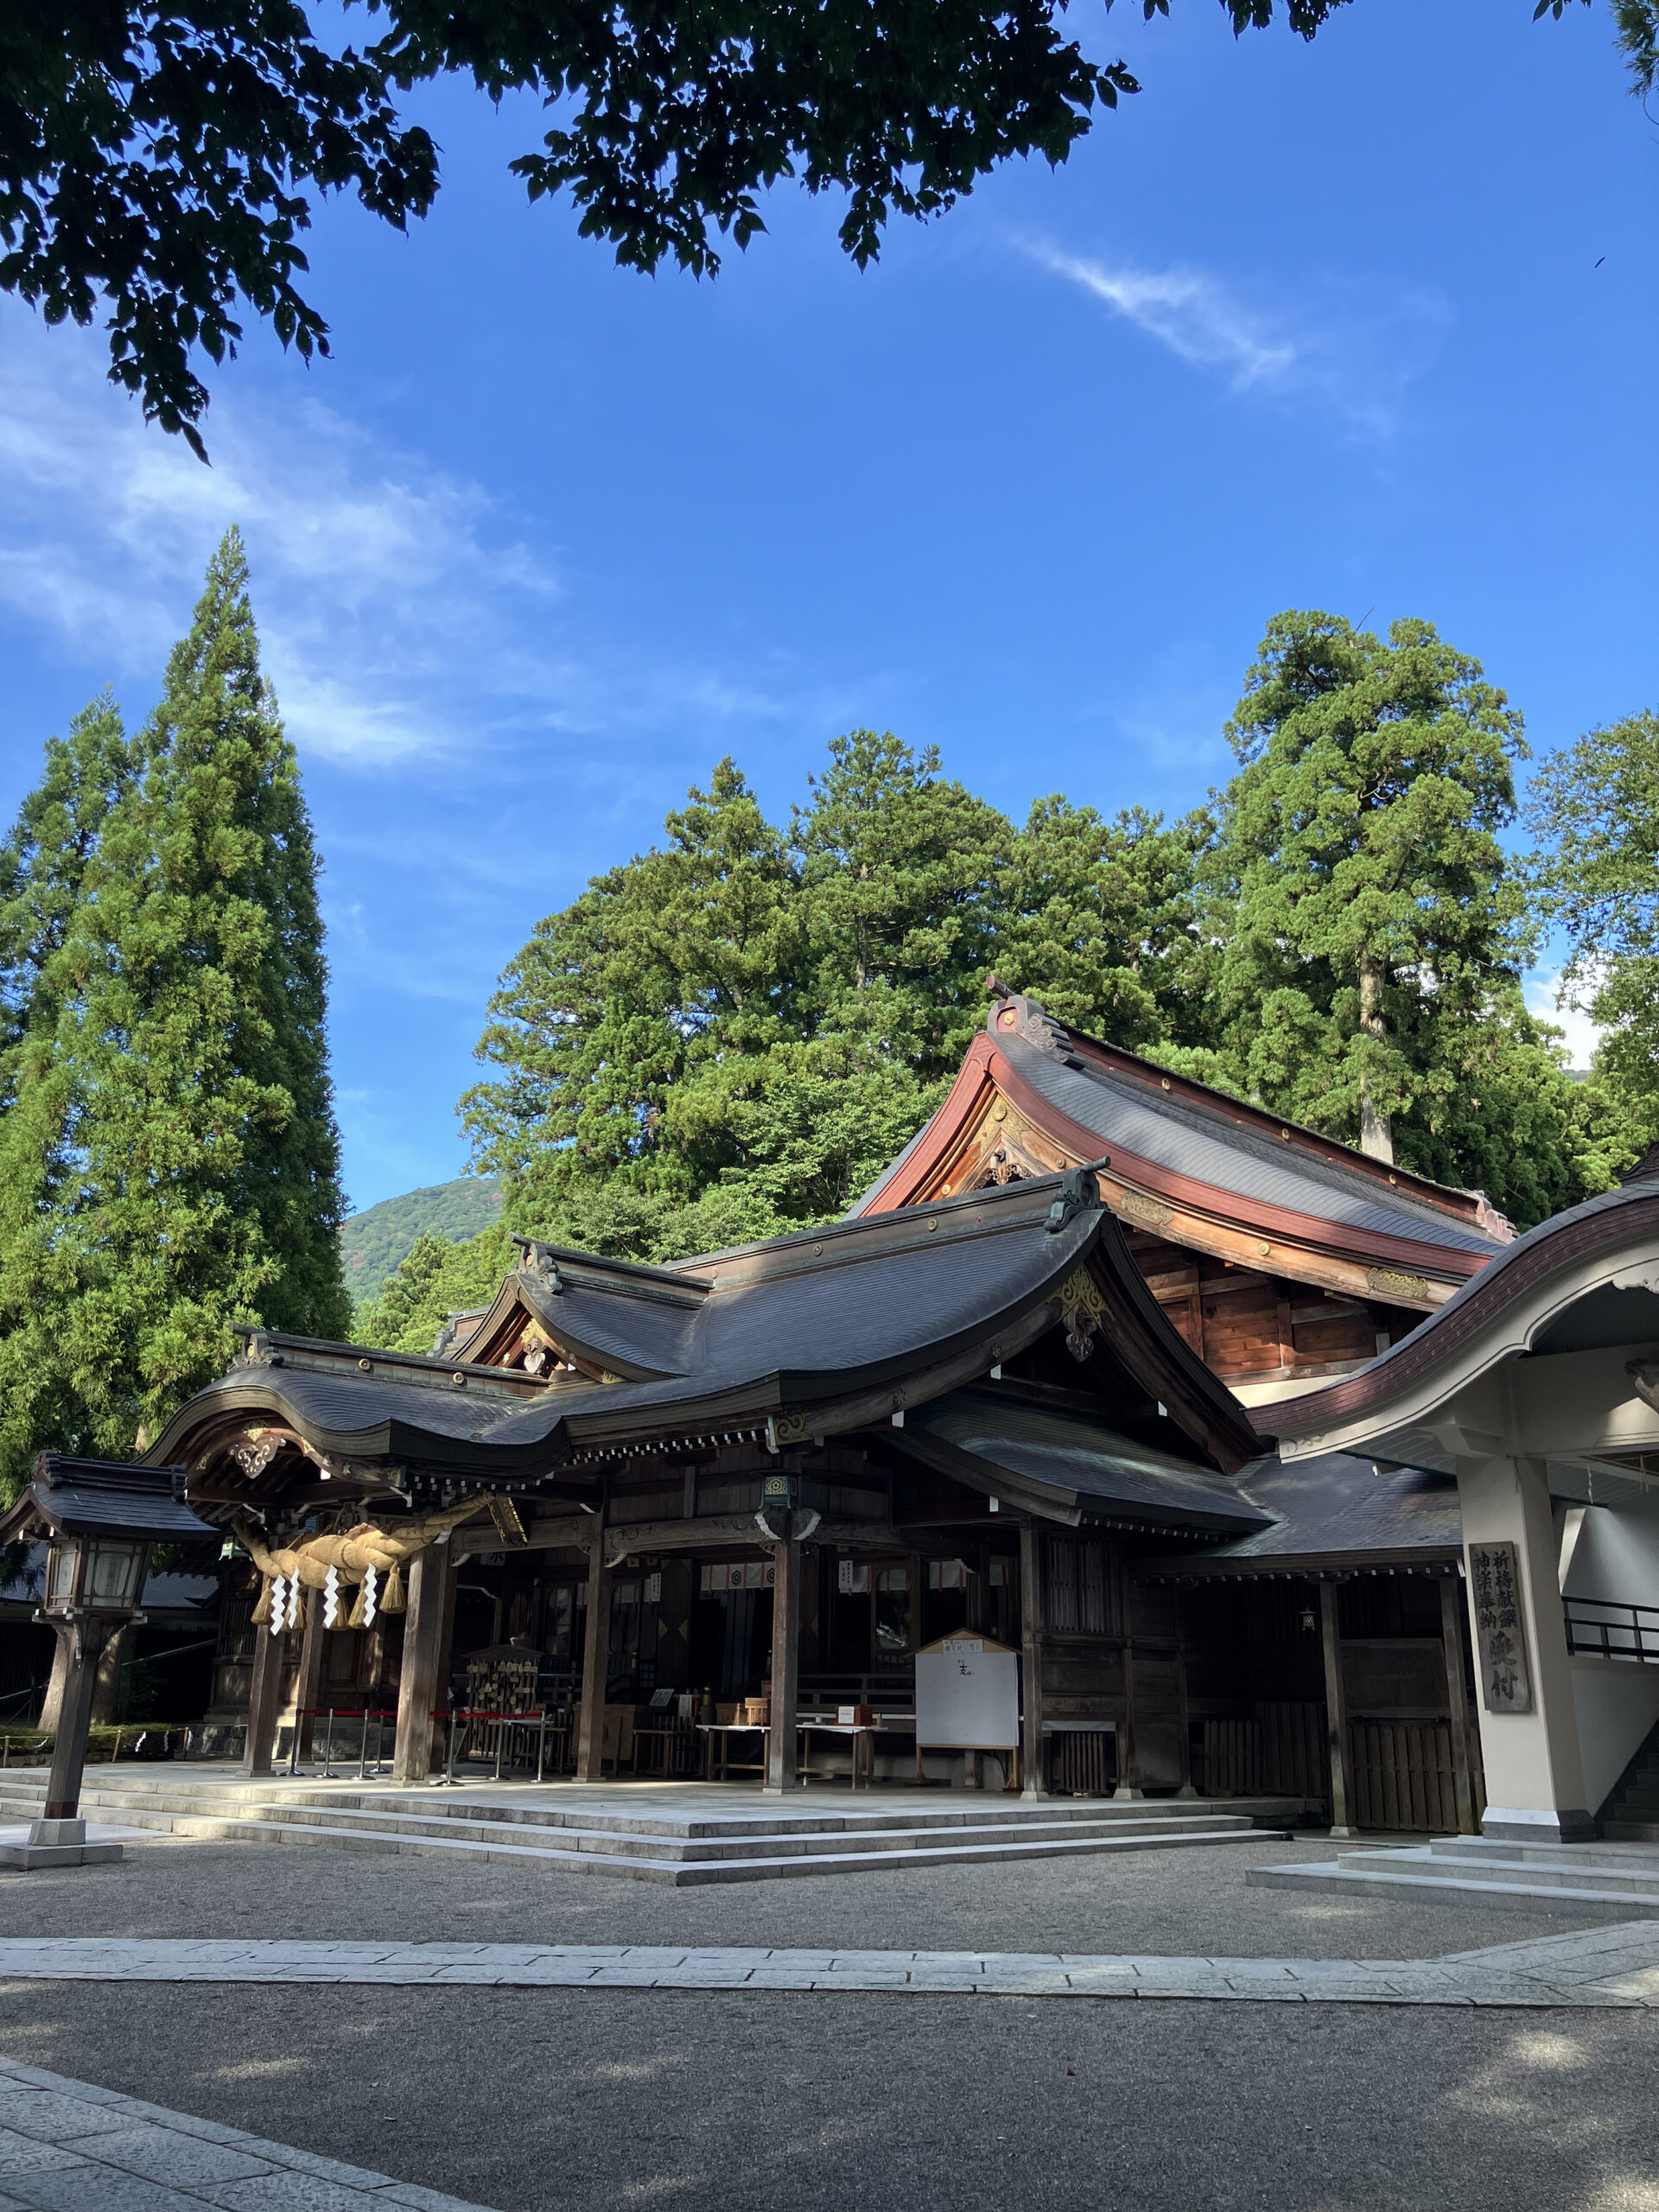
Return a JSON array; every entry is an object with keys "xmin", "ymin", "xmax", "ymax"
[
  {"xmin": 39, "ymin": 2, "xmax": 1659, "ymax": 454},
  {"xmin": 0, "ymin": 531, "xmax": 349, "ymax": 1483},
  {"xmin": 792, "ymin": 728, "xmax": 1012, "ymax": 1078},
  {"xmin": 463, "ymin": 758, "xmax": 799, "ymax": 1223},
  {"xmin": 464, "ymin": 735, "xmax": 1013, "ymax": 1246},
  {"xmin": 1527, "ymin": 707, "xmax": 1659, "ymax": 1157},
  {"xmin": 997, "ymin": 797, "xmax": 1211, "ymax": 1050},
  {"xmin": 1196, "ymin": 610, "xmax": 1605, "ymax": 1225}
]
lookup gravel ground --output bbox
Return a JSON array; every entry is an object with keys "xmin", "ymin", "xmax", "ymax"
[
  {"xmin": 0, "ymin": 1979, "xmax": 1656, "ymax": 2212},
  {"xmin": 0, "ymin": 1831, "xmax": 1617, "ymax": 1960}
]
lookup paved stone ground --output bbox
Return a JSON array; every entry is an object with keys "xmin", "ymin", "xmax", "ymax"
[
  {"xmin": 4, "ymin": 1839, "xmax": 1658, "ymax": 2211},
  {"xmin": 0, "ymin": 2058, "xmax": 492, "ymax": 2209},
  {"xmin": 3, "ymin": 1922, "xmax": 1659, "ymax": 2005},
  {"xmin": 0, "ymin": 1832, "xmax": 1615, "ymax": 1959},
  {"xmin": 3, "ymin": 1979, "xmax": 1657, "ymax": 2212}
]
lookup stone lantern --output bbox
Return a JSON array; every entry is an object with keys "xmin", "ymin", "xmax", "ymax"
[{"xmin": 0, "ymin": 1454, "xmax": 215, "ymax": 1869}]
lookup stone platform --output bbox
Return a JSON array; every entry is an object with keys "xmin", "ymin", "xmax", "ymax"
[{"xmin": 0, "ymin": 1764, "xmax": 1301, "ymax": 1884}]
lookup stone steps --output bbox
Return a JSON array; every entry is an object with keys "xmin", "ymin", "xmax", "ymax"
[
  {"xmin": 1247, "ymin": 1836, "xmax": 1659, "ymax": 1922},
  {"xmin": 0, "ymin": 1770, "xmax": 1288, "ymax": 1885}
]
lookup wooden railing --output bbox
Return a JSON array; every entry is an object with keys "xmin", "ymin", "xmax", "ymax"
[{"xmin": 1565, "ymin": 1596, "xmax": 1659, "ymax": 1665}]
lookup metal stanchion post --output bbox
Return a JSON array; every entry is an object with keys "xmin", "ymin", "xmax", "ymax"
[
  {"xmin": 494, "ymin": 1713, "xmax": 505, "ymax": 1783},
  {"xmin": 322, "ymin": 1709, "xmax": 334, "ymax": 1780},
  {"xmin": 536, "ymin": 1713, "xmax": 547, "ymax": 1784},
  {"xmin": 358, "ymin": 1710, "xmax": 369, "ymax": 1783}
]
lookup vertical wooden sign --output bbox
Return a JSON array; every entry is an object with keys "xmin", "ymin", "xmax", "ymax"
[{"xmin": 1468, "ymin": 1541, "xmax": 1532, "ymax": 1714}]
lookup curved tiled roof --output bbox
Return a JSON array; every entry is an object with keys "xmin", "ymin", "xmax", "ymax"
[
  {"xmin": 156, "ymin": 1170, "xmax": 1262, "ymax": 1485},
  {"xmin": 852, "ymin": 990, "xmax": 1510, "ymax": 1285}
]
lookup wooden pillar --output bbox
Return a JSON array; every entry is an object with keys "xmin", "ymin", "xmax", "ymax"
[
  {"xmin": 1019, "ymin": 1520, "xmax": 1046, "ymax": 1798},
  {"xmin": 1319, "ymin": 1580, "xmax": 1353, "ymax": 1837},
  {"xmin": 38, "ymin": 1618, "xmax": 112, "ymax": 1827},
  {"xmin": 38, "ymin": 1633, "xmax": 73, "ymax": 1734},
  {"xmin": 1173, "ymin": 1604, "xmax": 1198, "ymax": 1799},
  {"xmin": 242, "ymin": 1609, "xmax": 285, "ymax": 1777},
  {"xmin": 294, "ymin": 1586, "xmax": 327, "ymax": 1764},
  {"xmin": 764, "ymin": 1537, "xmax": 801, "ymax": 1793},
  {"xmin": 575, "ymin": 1497, "xmax": 612, "ymax": 1783},
  {"xmin": 1440, "ymin": 1572, "xmax": 1478, "ymax": 1835},
  {"xmin": 1115, "ymin": 1638, "xmax": 1143, "ymax": 1800},
  {"xmin": 392, "ymin": 1541, "xmax": 454, "ymax": 1786}
]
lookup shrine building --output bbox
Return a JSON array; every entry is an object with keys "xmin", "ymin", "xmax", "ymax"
[{"xmin": 146, "ymin": 987, "xmax": 1659, "ymax": 1845}]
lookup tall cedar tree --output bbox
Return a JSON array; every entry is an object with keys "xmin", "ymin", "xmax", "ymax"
[
  {"xmin": 1, "ymin": 532, "xmax": 349, "ymax": 1479},
  {"xmin": 1526, "ymin": 709, "xmax": 1659, "ymax": 1160},
  {"xmin": 1196, "ymin": 611, "xmax": 1608, "ymax": 1226},
  {"xmin": 0, "ymin": 696, "xmax": 143, "ymax": 1485}
]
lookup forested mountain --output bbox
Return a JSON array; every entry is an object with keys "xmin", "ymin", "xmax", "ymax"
[{"xmin": 341, "ymin": 1178, "xmax": 503, "ymax": 1308}]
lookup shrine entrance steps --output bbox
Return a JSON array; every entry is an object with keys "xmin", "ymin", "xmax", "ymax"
[
  {"xmin": 1248, "ymin": 1836, "xmax": 1659, "ymax": 1922},
  {"xmin": 0, "ymin": 1767, "xmax": 1300, "ymax": 1885}
]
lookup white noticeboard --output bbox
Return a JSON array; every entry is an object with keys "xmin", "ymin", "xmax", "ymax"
[{"xmin": 914, "ymin": 1636, "xmax": 1020, "ymax": 1751}]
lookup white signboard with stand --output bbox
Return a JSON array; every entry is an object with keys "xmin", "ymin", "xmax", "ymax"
[{"xmin": 913, "ymin": 1633, "xmax": 1020, "ymax": 1751}]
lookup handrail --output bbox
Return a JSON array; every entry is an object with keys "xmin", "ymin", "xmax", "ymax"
[{"xmin": 1564, "ymin": 1595, "xmax": 1659, "ymax": 1665}]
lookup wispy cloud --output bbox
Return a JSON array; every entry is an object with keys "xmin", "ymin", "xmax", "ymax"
[
  {"xmin": 1016, "ymin": 237, "xmax": 1448, "ymax": 435},
  {"xmin": 0, "ymin": 316, "xmax": 840, "ymax": 769},
  {"xmin": 1026, "ymin": 241, "xmax": 1295, "ymax": 387}
]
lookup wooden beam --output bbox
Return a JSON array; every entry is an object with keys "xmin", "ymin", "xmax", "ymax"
[
  {"xmin": 1019, "ymin": 1520, "xmax": 1046, "ymax": 1799},
  {"xmin": 1319, "ymin": 1581, "xmax": 1353, "ymax": 1837},
  {"xmin": 574, "ymin": 1488, "xmax": 612, "ymax": 1783},
  {"xmin": 1440, "ymin": 1574, "xmax": 1478, "ymax": 1835},
  {"xmin": 601, "ymin": 1514, "xmax": 900, "ymax": 1567}
]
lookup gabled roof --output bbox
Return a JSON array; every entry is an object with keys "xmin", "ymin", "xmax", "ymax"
[
  {"xmin": 851, "ymin": 988, "xmax": 1510, "ymax": 1302},
  {"xmin": 152, "ymin": 1168, "xmax": 1265, "ymax": 1503}
]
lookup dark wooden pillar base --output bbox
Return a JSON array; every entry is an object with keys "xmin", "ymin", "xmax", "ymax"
[
  {"xmin": 392, "ymin": 1542, "xmax": 453, "ymax": 1786},
  {"xmin": 764, "ymin": 1537, "xmax": 801, "ymax": 1794},
  {"xmin": 1320, "ymin": 1580, "xmax": 1353, "ymax": 1836},
  {"xmin": 1019, "ymin": 1521, "xmax": 1046, "ymax": 1799},
  {"xmin": 242, "ymin": 1611, "xmax": 285, "ymax": 1778},
  {"xmin": 575, "ymin": 1499, "xmax": 611, "ymax": 1783}
]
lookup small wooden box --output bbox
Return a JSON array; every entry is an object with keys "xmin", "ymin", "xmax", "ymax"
[{"xmin": 836, "ymin": 1703, "xmax": 875, "ymax": 1726}]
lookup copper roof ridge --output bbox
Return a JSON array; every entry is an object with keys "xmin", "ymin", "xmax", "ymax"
[{"xmin": 986, "ymin": 986, "xmax": 1502, "ymax": 1232}]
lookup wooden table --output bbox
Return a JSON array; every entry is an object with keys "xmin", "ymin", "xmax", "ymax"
[
  {"xmin": 696, "ymin": 1723, "xmax": 768, "ymax": 1781},
  {"xmin": 796, "ymin": 1720, "xmax": 880, "ymax": 1789}
]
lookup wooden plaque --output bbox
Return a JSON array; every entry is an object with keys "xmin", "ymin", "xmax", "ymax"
[{"xmin": 1468, "ymin": 1541, "xmax": 1532, "ymax": 1714}]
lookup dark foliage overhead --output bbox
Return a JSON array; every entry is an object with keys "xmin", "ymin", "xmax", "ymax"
[{"xmin": 15, "ymin": 1, "xmax": 1644, "ymax": 457}]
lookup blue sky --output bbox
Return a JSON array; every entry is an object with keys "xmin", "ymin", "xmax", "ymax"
[{"xmin": 2, "ymin": 0, "xmax": 1655, "ymax": 1213}]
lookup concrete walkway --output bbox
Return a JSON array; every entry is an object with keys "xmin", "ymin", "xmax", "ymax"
[
  {"xmin": 4, "ymin": 1923, "xmax": 1659, "ymax": 2005},
  {"xmin": 0, "ymin": 2059, "xmax": 495, "ymax": 2209}
]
